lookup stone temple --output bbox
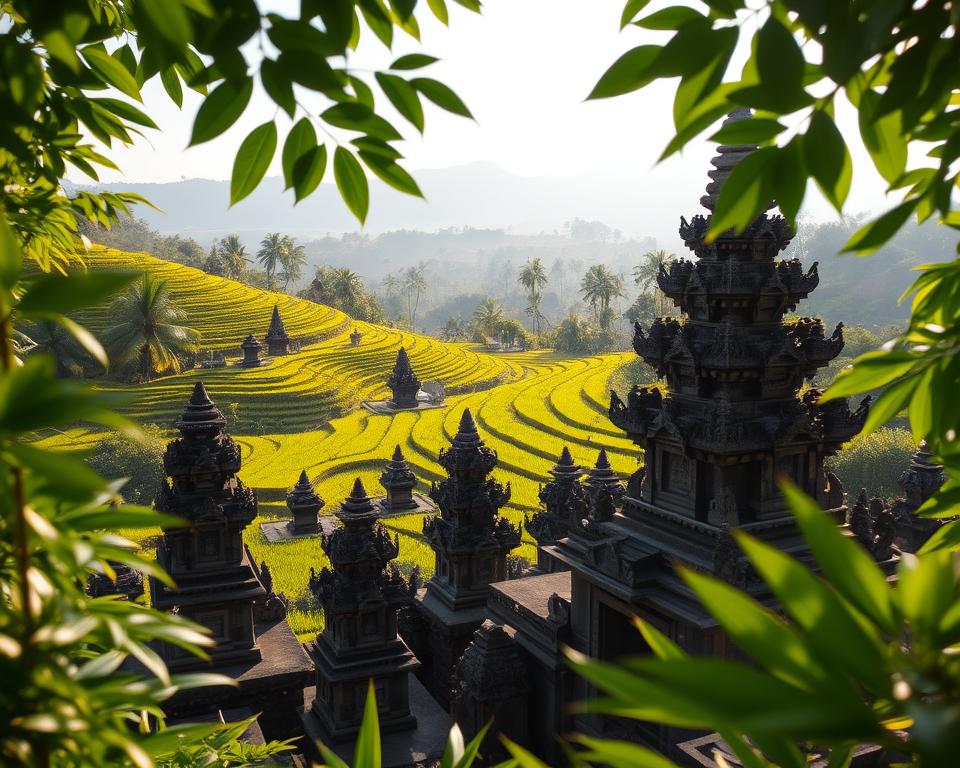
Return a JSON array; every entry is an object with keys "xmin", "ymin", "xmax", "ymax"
[{"xmin": 139, "ymin": 113, "xmax": 938, "ymax": 765}]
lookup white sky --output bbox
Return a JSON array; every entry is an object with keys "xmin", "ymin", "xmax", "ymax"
[{"xmin": 80, "ymin": 0, "xmax": 897, "ymax": 234}]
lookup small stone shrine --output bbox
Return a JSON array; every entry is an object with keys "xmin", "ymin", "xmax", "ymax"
[
  {"xmin": 240, "ymin": 333, "xmax": 262, "ymax": 367},
  {"xmin": 349, "ymin": 328, "xmax": 362, "ymax": 347},
  {"xmin": 403, "ymin": 409, "xmax": 521, "ymax": 703},
  {"xmin": 286, "ymin": 469, "xmax": 325, "ymax": 534},
  {"xmin": 303, "ymin": 478, "xmax": 419, "ymax": 742},
  {"xmin": 525, "ymin": 446, "xmax": 586, "ymax": 573},
  {"xmin": 891, "ymin": 440, "xmax": 947, "ymax": 552},
  {"xmin": 387, "ymin": 347, "xmax": 421, "ymax": 409},
  {"xmin": 150, "ymin": 382, "xmax": 312, "ymax": 739},
  {"xmin": 380, "ymin": 445, "xmax": 419, "ymax": 513},
  {"xmin": 265, "ymin": 304, "xmax": 290, "ymax": 356}
]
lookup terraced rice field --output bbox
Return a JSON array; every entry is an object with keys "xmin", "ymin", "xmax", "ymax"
[
  {"xmin": 40, "ymin": 250, "xmax": 651, "ymax": 640},
  {"xmin": 77, "ymin": 248, "xmax": 518, "ymax": 430}
]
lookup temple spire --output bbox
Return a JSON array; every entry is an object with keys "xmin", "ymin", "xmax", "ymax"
[
  {"xmin": 286, "ymin": 469, "xmax": 324, "ymax": 534},
  {"xmin": 387, "ymin": 347, "xmax": 421, "ymax": 409},
  {"xmin": 380, "ymin": 444, "xmax": 418, "ymax": 513},
  {"xmin": 699, "ymin": 108, "xmax": 771, "ymax": 213},
  {"xmin": 265, "ymin": 304, "xmax": 290, "ymax": 355}
]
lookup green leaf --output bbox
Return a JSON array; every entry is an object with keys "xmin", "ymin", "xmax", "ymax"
[
  {"xmin": 230, "ymin": 122, "xmax": 277, "ymax": 205},
  {"xmin": 858, "ymin": 90, "xmax": 906, "ymax": 184},
  {"xmin": 89, "ymin": 98, "xmax": 159, "ymax": 129},
  {"xmin": 376, "ymin": 73, "xmax": 424, "ymax": 132},
  {"xmin": 860, "ymin": 374, "xmax": 918, "ymax": 435},
  {"xmin": 709, "ymin": 146, "xmax": 777, "ymax": 236},
  {"xmin": 734, "ymin": 532, "xmax": 890, "ymax": 695},
  {"xmin": 804, "ymin": 111, "xmax": 852, "ymax": 212},
  {"xmin": 679, "ymin": 567, "xmax": 836, "ymax": 690},
  {"xmin": 782, "ymin": 480, "xmax": 899, "ymax": 634},
  {"xmin": 918, "ymin": 520, "xmax": 960, "ymax": 553},
  {"xmin": 440, "ymin": 722, "xmax": 465, "ymax": 768},
  {"xmin": 709, "ymin": 117, "xmax": 784, "ymax": 145},
  {"xmin": 137, "ymin": 0, "xmax": 193, "ymax": 47},
  {"xmin": 321, "ymin": 103, "xmax": 402, "ymax": 141},
  {"xmin": 282, "ymin": 118, "xmax": 317, "ymax": 190},
  {"xmin": 633, "ymin": 617, "xmax": 685, "ymax": 660},
  {"xmin": 572, "ymin": 735, "xmax": 680, "ymax": 768},
  {"xmin": 189, "ymin": 77, "xmax": 253, "ymax": 146},
  {"xmin": 454, "ymin": 721, "xmax": 489, "ymax": 768},
  {"xmin": 773, "ymin": 136, "xmax": 807, "ymax": 225},
  {"xmin": 501, "ymin": 736, "xmax": 548, "ymax": 768},
  {"xmin": 43, "ymin": 314, "xmax": 109, "ymax": 369},
  {"xmin": 820, "ymin": 350, "xmax": 919, "ymax": 401},
  {"xmin": 620, "ymin": 0, "xmax": 653, "ymax": 29},
  {"xmin": 160, "ymin": 67, "xmax": 183, "ymax": 108},
  {"xmin": 841, "ymin": 199, "xmax": 918, "ymax": 255},
  {"xmin": 354, "ymin": 680, "xmax": 381, "ymax": 768},
  {"xmin": 358, "ymin": 152, "xmax": 422, "ymax": 197},
  {"xmin": 635, "ymin": 6, "xmax": 703, "ymax": 30},
  {"xmin": 427, "ymin": 0, "xmax": 449, "ymax": 25},
  {"xmin": 410, "ymin": 77, "xmax": 473, "ymax": 118},
  {"xmin": 17, "ymin": 271, "xmax": 136, "ymax": 316},
  {"xmin": 7, "ymin": 442, "xmax": 106, "ymax": 500},
  {"xmin": 260, "ymin": 58, "xmax": 296, "ymax": 117},
  {"xmin": 0, "ymin": 215, "xmax": 23, "ymax": 292},
  {"xmin": 293, "ymin": 145, "xmax": 328, "ymax": 202},
  {"xmin": 587, "ymin": 45, "xmax": 661, "ymax": 100},
  {"xmin": 391, "ymin": 54, "xmax": 439, "ymax": 70},
  {"xmin": 753, "ymin": 17, "xmax": 805, "ymax": 111},
  {"xmin": 82, "ymin": 47, "xmax": 142, "ymax": 102},
  {"xmin": 334, "ymin": 147, "xmax": 369, "ymax": 224}
]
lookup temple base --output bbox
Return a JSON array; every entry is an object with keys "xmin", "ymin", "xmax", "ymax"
[{"xmin": 301, "ymin": 674, "xmax": 451, "ymax": 767}]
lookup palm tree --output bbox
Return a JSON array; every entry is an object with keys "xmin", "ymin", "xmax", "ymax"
[
  {"xmin": 403, "ymin": 265, "xmax": 427, "ymax": 328},
  {"xmin": 580, "ymin": 264, "xmax": 626, "ymax": 330},
  {"xmin": 472, "ymin": 297, "xmax": 504, "ymax": 340},
  {"xmin": 518, "ymin": 257, "xmax": 548, "ymax": 336},
  {"xmin": 330, "ymin": 267, "xmax": 363, "ymax": 312},
  {"xmin": 219, "ymin": 234, "xmax": 248, "ymax": 280},
  {"xmin": 633, "ymin": 249, "xmax": 675, "ymax": 316},
  {"xmin": 26, "ymin": 320, "xmax": 89, "ymax": 377},
  {"xmin": 279, "ymin": 236, "xmax": 306, "ymax": 290},
  {"xmin": 382, "ymin": 273, "xmax": 400, "ymax": 297},
  {"xmin": 101, "ymin": 274, "xmax": 200, "ymax": 381},
  {"xmin": 257, "ymin": 232, "xmax": 285, "ymax": 290}
]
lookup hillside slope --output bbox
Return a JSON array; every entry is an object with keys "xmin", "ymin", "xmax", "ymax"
[{"xmin": 79, "ymin": 248, "xmax": 518, "ymax": 430}]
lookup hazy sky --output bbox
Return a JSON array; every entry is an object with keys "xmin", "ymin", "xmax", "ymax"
[{"xmin": 80, "ymin": 0, "xmax": 896, "ymax": 238}]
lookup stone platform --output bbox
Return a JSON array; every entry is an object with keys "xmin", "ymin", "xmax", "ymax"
[
  {"xmin": 155, "ymin": 619, "xmax": 313, "ymax": 742},
  {"xmin": 301, "ymin": 675, "xmax": 451, "ymax": 768},
  {"xmin": 260, "ymin": 517, "xmax": 336, "ymax": 543},
  {"xmin": 260, "ymin": 496, "xmax": 434, "ymax": 542},
  {"xmin": 361, "ymin": 400, "xmax": 446, "ymax": 415}
]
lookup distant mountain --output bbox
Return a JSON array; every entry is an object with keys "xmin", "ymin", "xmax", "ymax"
[{"xmin": 84, "ymin": 162, "xmax": 678, "ymax": 246}]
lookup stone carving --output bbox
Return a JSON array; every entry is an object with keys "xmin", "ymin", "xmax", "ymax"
[
  {"xmin": 387, "ymin": 347, "xmax": 421, "ymax": 409},
  {"xmin": 264, "ymin": 304, "xmax": 290, "ymax": 356},
  {"xmin": 526, "ymin": 446, "xmax": 585, "ymax": 571},
  {"xmin": 151, "ymin": 382, "xmax": 265, "ymax": 667},
  {"xmin": 306, "ymin": 478, "xmax": 418, "ymax": 741},
  {"xmin": 86, "ymin": 560, "xmax": 144, "ymax": 600},
  {"xmin": 891, "ymin": 440, "xmax": 949, "ymax": 552},
  {"xmin": 583, "ymin": 449, "xmax": 625, "ymax": 508},
  {"xmin": 422, "ymin": 409, "xmax": 520, "ymax": 608}
]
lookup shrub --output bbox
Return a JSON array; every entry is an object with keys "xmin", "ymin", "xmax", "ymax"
[
  {"xmin": 826, "ymin": 428, "xmax": 916, "ymax": 499},
  {"xmin": 86, "ymin": 424, "xmax": 168, "ymax": 505}
]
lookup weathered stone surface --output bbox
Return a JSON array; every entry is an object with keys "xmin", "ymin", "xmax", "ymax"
[
  {"xmin": 892, "ymin": 441, "xmax": 949, "ymax": 552},
  {"xmin": 380, "ymin": 445, "xmax": 419, "ymax": 512},
  {"xmin": 286, "ymin": 469, "xmax": 324, "ymax": 534},
  {"xmin": 264, "ymin": 304, "xmax": 290, "ymax": 356},
  {"xmin": 240, "ymin": 333, "xmax": 263, "ymax": 367},
  {"xmin": 305, "ymin": 478, "xmax": 420, "ymax": 742},
  {"xmin": 387, "ymin": 347, "xmax": 421, "ymax": 409}
]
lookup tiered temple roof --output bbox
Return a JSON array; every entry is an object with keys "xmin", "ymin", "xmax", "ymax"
[
  {"xmin": 265, "ymin": 304, "xmax": 290, "ymax": 356},
  {"xmin": 306, "ymin": 478, "xmax": 418, "ymax": 741},
  {"xmin": 525, "ymin": 447, "xmax": 586, "ymax": 571},
  {"xmin": 380, "ymin": 444, "xmax": 418, "ymax": 512},
  {"xmin": 286, "ymin": 469, "xmax": 324, "ymax": 534}
]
